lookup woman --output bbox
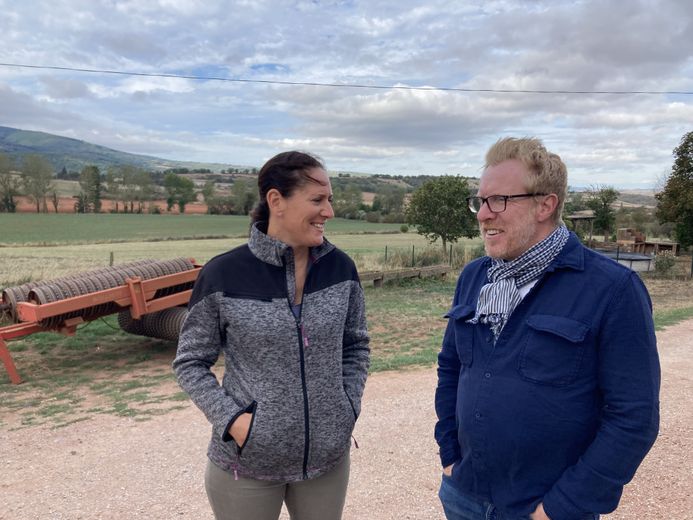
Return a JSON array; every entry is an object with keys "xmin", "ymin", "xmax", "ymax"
[{"xmin": 173, "ymin": 151, "xmax": 370, "ymax": 520}]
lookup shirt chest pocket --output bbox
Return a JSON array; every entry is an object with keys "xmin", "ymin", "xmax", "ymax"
[
  {"xmin": 446, "ymin": 304, "xmax": 476, "ymax": 367},
  {"xmin": 519, "ymin": 315, "xmax": 590, "ymax": 387}
]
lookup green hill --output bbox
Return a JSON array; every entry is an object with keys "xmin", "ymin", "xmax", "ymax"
[
  {"xmin": 0, "ymin": 126, "xmax": 249, "ymax": 173},
  {"xmin": 0, "ymin": 126, "xmax": 480, "ymax": 193}
]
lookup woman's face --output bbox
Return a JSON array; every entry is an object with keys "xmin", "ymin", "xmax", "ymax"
[{"xmin": 270, "ymin": 167, "xmax": 335, "ymax": 249}]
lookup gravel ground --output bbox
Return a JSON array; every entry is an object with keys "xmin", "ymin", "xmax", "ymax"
[{"xmin": 2, "ymin": 319, "xmax": 691, "ymax": 519}]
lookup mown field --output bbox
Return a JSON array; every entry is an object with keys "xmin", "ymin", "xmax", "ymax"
[{"xmin": 1, "ymin": 214, "xmax": 691, "ymax": 430}]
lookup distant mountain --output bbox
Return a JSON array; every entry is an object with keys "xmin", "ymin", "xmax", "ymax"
[{"xmin": 0, "ymin": 126, "xmax": 250, "ymax": 173}]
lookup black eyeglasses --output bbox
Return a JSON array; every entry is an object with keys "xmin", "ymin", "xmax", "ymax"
[{"xmin": 466, "ymin": 193, "xmax": 548, "ymax": 214}]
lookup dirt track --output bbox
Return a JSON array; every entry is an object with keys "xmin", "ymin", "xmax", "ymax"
[{"xmin": 2, "ymin": 319, "xmax": 691, "ymax": 519}]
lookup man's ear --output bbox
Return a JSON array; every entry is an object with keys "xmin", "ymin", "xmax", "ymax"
[
  {"xmin": 536, "ymin": 193, "xmax": 559, "ymax": 223},
  {"xmin": 266, "ymin": 188, "xmax": 284, "ymax": 216}
]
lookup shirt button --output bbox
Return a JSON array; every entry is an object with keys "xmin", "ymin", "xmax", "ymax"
[
  {"xmin": 475, "ymin": 411, "xmax": 482, "ymax": 419},
  {"xmin": 484, "ymin": 372, "xmax": 491, "ymax": 379}
]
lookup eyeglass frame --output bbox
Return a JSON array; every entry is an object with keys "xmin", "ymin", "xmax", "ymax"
[{"xmin": 466, "ymin": 193, "xmax": 548, "ymax": 214}]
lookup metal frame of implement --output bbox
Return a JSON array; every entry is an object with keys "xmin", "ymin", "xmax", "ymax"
[{"xmin": 0, "ymin": 262, "xmax": 201, "ymax": 384}]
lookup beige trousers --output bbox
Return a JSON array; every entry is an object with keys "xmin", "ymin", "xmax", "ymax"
[{"xmin": 204, "ymin": 454, "xmax": 350, "ymax": 520}]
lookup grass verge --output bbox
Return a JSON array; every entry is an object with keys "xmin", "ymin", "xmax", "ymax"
[{"xmin": 653, "ymin": 306, "xmax": 693, "ymax": 331}]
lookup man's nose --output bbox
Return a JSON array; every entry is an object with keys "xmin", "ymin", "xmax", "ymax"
[{"xmin": 476, "ymin": 199, "xmax": 495, "ymax": 221}]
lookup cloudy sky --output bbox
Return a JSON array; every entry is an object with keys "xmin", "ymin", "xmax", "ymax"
[{"xmin": 1, "ymin": 0, "xmax": 692, "ymax": 188}]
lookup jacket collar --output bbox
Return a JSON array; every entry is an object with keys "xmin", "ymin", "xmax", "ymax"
[
  {"xmin": 248, "ymin": 222, "xmax": 335, "ymax": 267},
  {"xmin": 546, "ymin": 231, "xmax": 584, "ymax": 272}
]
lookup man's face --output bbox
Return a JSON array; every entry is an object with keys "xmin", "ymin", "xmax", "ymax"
[{"xmin": 476, "ymin": 159, "xmax": 542, "ymax": 260}]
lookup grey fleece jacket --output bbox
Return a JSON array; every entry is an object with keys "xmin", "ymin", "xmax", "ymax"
[{"xmin": 173, "ymin": 223, "xmax": 370, "ymax": 481}]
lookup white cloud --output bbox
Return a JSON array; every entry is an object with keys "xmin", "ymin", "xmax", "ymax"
[{"xmin": 0, "ymin": 0, "xmax": 691, "ymax": 187}]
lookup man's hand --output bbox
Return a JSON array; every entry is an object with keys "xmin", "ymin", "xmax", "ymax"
[
  {"xmin": 228, "ymin": 412, "xmax": 253, "ymax": 447},
  {"xmin": 442, "ymin": 464, "xmax": 454, "ymax": 477},
  {"xmin": 530, "ymin": 502, "xmax": 551, "ymax": 520}
]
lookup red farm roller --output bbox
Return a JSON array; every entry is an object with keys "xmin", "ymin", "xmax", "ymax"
[{"xmin": 0, "ymin": 258, "xmax": 201, "ymax": 384}]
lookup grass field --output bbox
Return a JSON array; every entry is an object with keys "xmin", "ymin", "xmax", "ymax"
[
  {"xmin": 0, "ymin": 213, "xmax": 409, "ymax": 245},
  {"xmin": 0, "ymin": 214, "xmax": 482, "ymax": 286}
]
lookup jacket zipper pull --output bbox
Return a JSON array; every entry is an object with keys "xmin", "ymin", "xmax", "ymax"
[
  {"xmin": 301, "ymin": 323, "xmax": 309, "ymax": 348},
  {"xmin": 233, "ymin": 468, "xmax": 238, "ymax": 480}
]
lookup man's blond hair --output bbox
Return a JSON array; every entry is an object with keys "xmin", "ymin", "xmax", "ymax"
[{"xmin": 485, "ymin": 137, "xmax": 567, "ymax": 224}]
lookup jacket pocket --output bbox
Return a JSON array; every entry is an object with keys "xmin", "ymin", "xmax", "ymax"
[
  {"xmin": 237, "ymin": 400, "xmax": 304, "ymax": 475},
  {"xmin": 236, "ymin": 401, "xmax": 258, "ymax": 456},
  {"xmin": 446, "ymin": 304, "xmax": 476, "ymax": 367},
  {"xmin": 519, "ymin": 315, "xmax": 589, "ymax": 387}
]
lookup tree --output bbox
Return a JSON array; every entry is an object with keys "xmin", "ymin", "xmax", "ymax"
[
  {"xmin": 78, "ymin": 165, "xmax": 102, "ymax": 213},
  {"xmin": 104, "ymin": 167, "xmax": 122, "ymax": 212},
  {"xmin": 373, "ymin": 185, "xmax": 406, "ymax": 221},
  {"xmin": 201, "ymin": 180, "xmax": 216, "ymax": 203},
  {"xmin": 230, "ymin": 179, "xmax": 258, "ymax": 215},
  {"xmin": 0, "ymin": 152, "xmax": 20, "ymax": 213},
  {"xmin": 332, "ymin": 185, "xmax": 364, "ymax": 219},
  {"xmin": 164, "ymin": 172, "xmax": 196, "ymax": 213},
  {"xmin": 50, "ymin": 190, "xmax": 60, "ymax": 213},
  {"xmin": 586, "ymin": 185, "xmax": 619, "ymax": 240},
  {"xmin": 119, "ymin": 166, "xmax": 154, "ymax": 213},
  {"xmin": 21, "ymin": 154, "xmax": 54, "ymax": 213},
  {"xmin": 406, "ymin": 176, "xmax": 478, "ymax": 251},
  {"xmin": 656, "ymin": 131, "xmax": 693, "ymax": 249}
]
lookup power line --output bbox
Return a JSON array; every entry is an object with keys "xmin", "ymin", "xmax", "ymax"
[{"xmin": 1, "ymin": 62, "xmax": 692, "ymax": 96}]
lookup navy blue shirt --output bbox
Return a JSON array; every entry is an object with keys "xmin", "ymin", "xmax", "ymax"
[{"xmin": 435, "ymin": 233, "xmax": 660, "ymax": 520}]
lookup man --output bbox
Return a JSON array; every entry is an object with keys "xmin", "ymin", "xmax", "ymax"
[{"xmin": 434, "ymin": 137, "xmax": 660, "ymax": 520}]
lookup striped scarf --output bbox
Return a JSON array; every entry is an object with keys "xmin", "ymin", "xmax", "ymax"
[{"xmin": 469, "ymin": 225, "xmax": 569, "ymax": 341}]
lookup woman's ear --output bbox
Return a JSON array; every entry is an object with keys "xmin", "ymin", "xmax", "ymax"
[{"xmin": 266, "ymin": 188, "xmax": 284, "ymax": 217}]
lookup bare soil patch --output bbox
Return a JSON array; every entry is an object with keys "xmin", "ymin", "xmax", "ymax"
[
  {"xmin": 14, "ymin": 195, "xmax": 209, "ymax": 214},
  {"xmin": 1, "ymin": 319, "xmax": 691, "ymax": 519}
]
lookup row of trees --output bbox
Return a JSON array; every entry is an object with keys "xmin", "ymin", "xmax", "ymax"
[
  {"xmin": 0, "ymin": 154, "xmax": 54, "ymax": 213},
  {"xmin": 0, "ymin": 154, "xmax": 209, "ymax": 214}
]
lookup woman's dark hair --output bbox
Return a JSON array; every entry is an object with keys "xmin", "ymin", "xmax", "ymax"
[{"xmin": 250, "ymin": 151, "xmax": 326, "ymax": 224}]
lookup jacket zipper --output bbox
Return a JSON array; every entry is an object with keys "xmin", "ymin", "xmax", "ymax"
[
  {"xmin": 295, "ymin": 318, "xmax": 310, "ymax": 479},
  {"xmin": 287, "ymin": 253, "xmax": 314, "ymax": 480}
]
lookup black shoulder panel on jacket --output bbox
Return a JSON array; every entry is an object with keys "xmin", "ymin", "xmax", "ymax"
[
  {"xmin": 305, "ymin": 248, "xmax": 360, "ymax": 295},
  {"xmin": 188, "ymin": 245, "xmax": 287, "ymax": 307}
]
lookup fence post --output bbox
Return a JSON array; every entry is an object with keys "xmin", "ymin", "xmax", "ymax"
[
  {"xmin": 109, "ymin": 252, "xmax": 114, "ymax": 266},
  {"xmin": 615, "ymin": 245, "xmax": 620, "ymax": 262},
  {"xmin": 411, "ymin": 245, "xmax": 415, "ymax": 267},
  {"xmin": 690, "ymin": 253, "xmax": 693, "ymax": 279},
  {"xmin": 385, "ymin": 245, "xmax": 388, "ymax": 263},
  {"xmin": 449, "ymin": 244, "xmax": 453, "ymax": 266}
]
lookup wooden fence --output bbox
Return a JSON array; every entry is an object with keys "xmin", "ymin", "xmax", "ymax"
[{"xmin": 359, "ymin": 264, "xmax": 454, "ymax": 287}]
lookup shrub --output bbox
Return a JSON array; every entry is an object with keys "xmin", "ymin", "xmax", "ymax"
[
  {"xmin": 400, "ymin": 224, "xmax": 409, "ymax": 233},
  {"xmin": 654, "ymin": 251, "xmax": 676, "ymax": 278}
]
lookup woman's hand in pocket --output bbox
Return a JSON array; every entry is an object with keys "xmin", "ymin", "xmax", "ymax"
[{"xmin": 228, "ymin": 412, "xmax": 253, "ymax": 448}]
